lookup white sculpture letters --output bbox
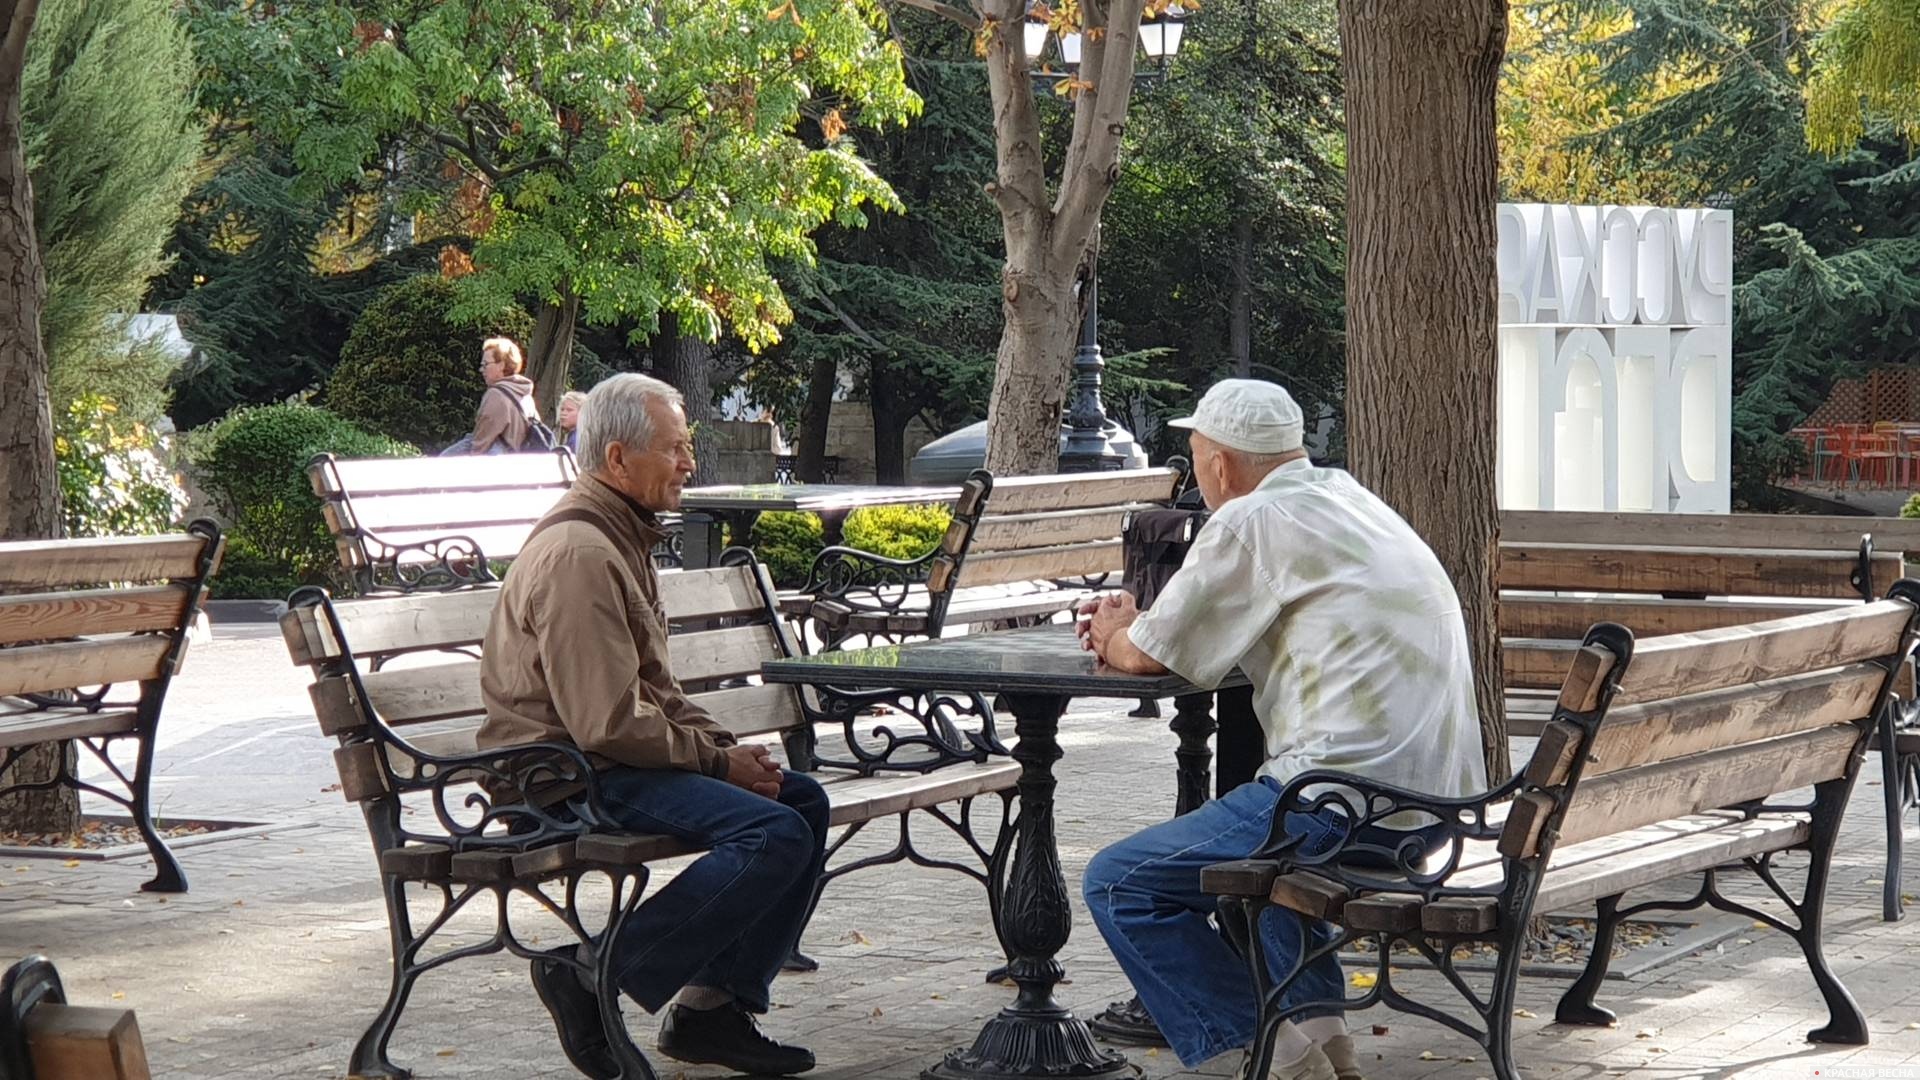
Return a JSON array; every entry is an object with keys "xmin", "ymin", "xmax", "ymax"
[{"xmin": 1495, "ymin": 204, "xmax": 1733, "ymax": 513}]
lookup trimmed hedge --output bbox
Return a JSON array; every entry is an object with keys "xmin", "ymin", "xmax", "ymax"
[
  {"xmin": 842, "ymin": 503, "xmax": 951, "ymax": 560},
  {"xmin": 190, "ymin": 403, "xmax": 415, "ymax": 599},
  {"xmin": 325, "ymin": 275, "xmax": 533, "ymax": 450}
]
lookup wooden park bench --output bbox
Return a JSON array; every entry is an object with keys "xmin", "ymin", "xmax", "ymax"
[
  {"xmin": 310, "ymin": 451, "xmax": 680, "ymax": 595},
  {"xmin": 0, "ymin": 524, "xmax": 224, "ymax": 894},
  {"xmin": 0, "ymin": 956, "xmax": 151, "ymax": 1080},
  {"xmin": 280, "ymin": 561, "xmax": 1018, "ymax": 1080},
  {"xmin": 787, "ymin": 463, "xmax": 1188, "ymax": 648},
  {"xmin": 1496, "ymin": 509, "xmax": 1920, "ymax": 918},
  {"xmin": 1203, "ymin": 590, "xmax": 1920, "ymax": 1080}
]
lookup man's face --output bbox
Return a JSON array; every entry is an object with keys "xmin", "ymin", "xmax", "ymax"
[
  {"xmin": 606, "ymin": 399, "xmax": 695, "ymax": 511},
  {"xmin": 1189, "ymin": 432, "xmax": 1229, "ymax": 510}
]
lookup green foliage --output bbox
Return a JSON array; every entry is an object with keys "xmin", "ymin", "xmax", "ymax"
[
  {"xmin": 53, "ymin": 395, "xmax": 189, "ymax": 538},
  {"xmin": 327, "ymin": 276, "xmax": 535, "ymax": 448},
  {"xmin": 20, "ymin": 0, "xmax": 204, "ymax": 415},
  {"xmin": 1902, "ymin": 492, "xmax": 1920, "ymax": 519},
  {"xmin": 190, "ymin": 403, "xmax": 415, "ymax": 598},
  {"xmin": 1806, "ymin": 0, "xmax": 1920, "ymax": 154},
  {"xmin": 746, "ymin": 511, "xmax": 824, "ymax": 588},
  {"xmin": 1553, "ymin": 0, "xmax": 1920, "ymax": 506},
  {"xmin": 184, "ymin": 0, "xmax": 920, "ymax": 373},
  {"xmin": 842, "ymin": 503, "xmax": 951, "ymax": 560}
]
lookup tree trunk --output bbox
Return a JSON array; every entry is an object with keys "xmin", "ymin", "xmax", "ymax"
[
  {"xmin": 983, "ymin": 251, "xmax": 1080, "ymax": 476},
  {"xmin": 1229, "ymin": 208, "xmax": 1254, "ymax": 378},
  {"xmin": 868, "ymin": 359, "xmax": 910, "ymax": 485},
  {"xmin": 1340, "ymin": 0, "xmax": 1510, "ymax": 782},
  {"xmin": 0, "ymin": 0, "xmax": 79, "ymax": 836},
  {"xmin": 796, "ymin": 355, "xmax": 836, "ymax": 483},
  {"xmin": 526, "ymin": 289, "xmax": 579, "ymax": 423},
  {"xmin": 651, "ymin": 316, "xmax": 718, "ymax": 484}
]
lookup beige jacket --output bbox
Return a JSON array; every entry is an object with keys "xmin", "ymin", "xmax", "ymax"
[
  {"xmin": 477, "ymin": 474, "xmax": 736, "ymax": 778},
  {"xmin": 472, "ymin": 375, "xmax": 536, "ymax": 454}
]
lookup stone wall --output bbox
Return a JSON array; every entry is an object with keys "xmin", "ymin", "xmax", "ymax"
[{"xmin": 822, "ymin": 403, "xmax": 942, "ymax": 484}]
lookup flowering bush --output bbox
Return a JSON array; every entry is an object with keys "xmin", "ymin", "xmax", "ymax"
[{"xmin": 54, "ymin": 394, "xmax": 188, "ymax": 537}]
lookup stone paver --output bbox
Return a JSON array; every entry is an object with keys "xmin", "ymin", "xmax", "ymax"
[{"xmin": 0, "ymin": 622, "xmax": 1916, "ymax": 1079}]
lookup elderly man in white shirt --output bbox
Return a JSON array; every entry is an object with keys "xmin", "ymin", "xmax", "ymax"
[{"xmin": 1076, "ymin": 379, "xmax": 1487, "ymax": 1080}]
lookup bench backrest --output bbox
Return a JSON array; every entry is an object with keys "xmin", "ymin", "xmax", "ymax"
[
  {"xmin": 282, "ymin": 564, "xmax": 809, "ymax": 794},
  {"xmin": 0, "ymin": 524, "xmax": 223, "ymax": 707},
  {"xmin": 934, "ymin": 464, "xmax": 1188, "ymax": 597},
  {"xmin": 1498, "ymin": 589, "xmax": 1920, "ymax": 862},
  {"xmin": 309, "ymin": 451, "xmax": 579, "ymax": 593}
]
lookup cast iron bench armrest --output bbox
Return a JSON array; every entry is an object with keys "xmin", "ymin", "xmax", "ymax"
[
  {"xmin": 374, "ymin": 736, "xmax": 616, "ymax": 851},
  {"xmin": 1202, "ymin": 768, "xmax": 1525, "ymax": 900},
  {"xmin": 795, "ymin": 544, "xmax": 942, "ymax": 613}
]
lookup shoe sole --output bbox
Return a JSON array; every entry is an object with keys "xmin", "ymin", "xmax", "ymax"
[
  {"xmin": 532, "ymin": 960, "xmax": 619, "ymax": 1080},
  {"xmin": 656, "ymin": 1041, "xmax": 816, "ymax": 1075}
]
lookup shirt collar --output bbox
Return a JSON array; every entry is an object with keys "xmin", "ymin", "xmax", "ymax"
[
  {"xmin": 1254, "ymin": 455, "xmax": 1314, "ymax": 490},
  {"xmin": 579, "ymin": 473, "xmax": 665, "ymax": 539}
]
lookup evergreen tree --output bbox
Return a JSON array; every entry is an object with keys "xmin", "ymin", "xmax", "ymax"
[
  {"xmin": 1562, "ymin": 0, "xmax": 1920, "ymax": 505},
  {"xmin": 19, "ymin": 0, "xmax": 203, "ymax": 419},
  {"xmin": 1805, "ymin": 0, "xmax": 1920, "ymax": 155}
]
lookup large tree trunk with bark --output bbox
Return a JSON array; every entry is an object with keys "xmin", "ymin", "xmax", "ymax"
[
  {"xmin": 1340, "ymin": 0, "xmax": 1509, "ymax": 782},
  {"xmin": 0, "ymin": 0, "xmax": 79, "ymax": 835},
  {"xmin": 868, "ymin": 359, "xmax": 914, "ymax": 484},
  {"xmin": 976, "ymin": 0, "xmax": 1148, "ymax": 478},
  {"xmin": 796, "ymin": 355, "xmax": 836, "ymax": 483},
  {"xmin": 526, "ymin": 290, "xmax": 579, "ymax": 424},
  {"xmin": 651, "ymin": 317, "xmax": 718, "ymax": 484}
]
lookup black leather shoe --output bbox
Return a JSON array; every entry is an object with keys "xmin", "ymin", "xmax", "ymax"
[
  {"xmin": 658, "ymin": 1002, "xmax": 816, "ymax": 1075},
  {"xmin": 530, "ymin": 947, "xmax": 619, "ymax": 1079}
]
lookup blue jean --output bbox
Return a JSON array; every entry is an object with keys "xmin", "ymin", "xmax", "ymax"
[
  {"xmin": 1083, "ymin": 778, "xmax": 1432, "ymax": 1067},
  {"xmin": 566, "ymin": 767, "xmax": 828, "ymax": 1014}
]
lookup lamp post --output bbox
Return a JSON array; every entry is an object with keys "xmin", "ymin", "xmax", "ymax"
[{"xmin": 1024, "ymin": 5, "xmax": 1186, "ymax": 473}]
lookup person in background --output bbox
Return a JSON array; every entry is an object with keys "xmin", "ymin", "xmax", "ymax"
[
  {"xmin": 558, "ymin": 389, "xmax": 587, "ymax": 453},
  {"xmin": 442, "ymin": 337, "xmax": 540, "ymax": 455}
]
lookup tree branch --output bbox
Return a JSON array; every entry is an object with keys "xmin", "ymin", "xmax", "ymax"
[
  {"xmin": 978, "ymin": 0, "xmax": 1049, "ymax": 258},
  {"xmin": 0, "ymin": 0, "xmax": 41, "ymax": 95},
  {"xmin": 804, "ymin": 279, "xmax": 889, "ymax": 353},
  {"xmin": 882, "ymin": 0, "xmax": 982, "ymax": 30},
  {"xmin": 1052, "ymin": 0, "xmax": 1145, "ymax": 266}
]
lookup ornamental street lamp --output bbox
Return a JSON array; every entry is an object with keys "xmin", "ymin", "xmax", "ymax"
[{"xmin": 1024, "ymin": 5, "xmax": 1187, "ymax": 473}]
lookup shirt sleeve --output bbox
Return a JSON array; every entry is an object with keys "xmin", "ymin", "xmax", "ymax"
[
  {"xmin": 528, "ymin": 546, "xmax": 732, "ymax": 778},
  {"xmin": 1126, "ymin": 517, "xmax": 1282, "ymax": 689}
]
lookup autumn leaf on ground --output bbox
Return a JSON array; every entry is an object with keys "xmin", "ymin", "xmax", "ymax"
[
  {"xmin": 847, "ymin": 929, "xmax": 872, "ymax": 945},
  {"xmin": 1349, "ymin": 971, "xmax": 1377, "ymax": 989},
  {"xmin": 1418, "ymin": 1051, "xmax": 1440, "ymax": 1061},
  {"xmin": 1514, "ymin": 1008, "xmax": 1536, "ymax": 1018}
]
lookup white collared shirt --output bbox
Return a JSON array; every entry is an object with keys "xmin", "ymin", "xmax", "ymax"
[{"xmin": 1128, "ymin": 458, "xmax": 1488, "ymax": 807}]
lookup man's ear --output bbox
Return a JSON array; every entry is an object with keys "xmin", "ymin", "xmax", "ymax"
[{"xmin": 602, "ymin": 440, "xmax": 629, "ymax": 478}]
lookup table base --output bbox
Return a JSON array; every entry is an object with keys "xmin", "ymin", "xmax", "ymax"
[
  {"xmin": 1087, "ymin": 995, "xmax": 1167, "ymax": 1047},
  {"xmin": 922, "ymin": 1002, "xmax": 1131, "ymax": 1080}
]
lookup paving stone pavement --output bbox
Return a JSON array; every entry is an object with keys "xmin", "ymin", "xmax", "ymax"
[{"xmin": 3, "ymin": 622, "xmax": 1920, "ymax": 1079}]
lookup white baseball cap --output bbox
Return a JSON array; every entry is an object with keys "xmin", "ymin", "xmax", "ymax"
[{"xmin": 1167, "ymin": 379, "xmax": 1305, "ymax": 454}]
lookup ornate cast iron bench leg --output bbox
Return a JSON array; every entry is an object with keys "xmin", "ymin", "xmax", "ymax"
[
  {"xmin": 1556, "ymin": 893, "xmax": 1623, "ymax": 1026},
  {"xmin": 351, "ymin": 872, "xmax": 426, "ymax": 1079}
]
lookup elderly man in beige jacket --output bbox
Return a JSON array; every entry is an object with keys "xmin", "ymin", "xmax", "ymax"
[{"xmin": 479, "ymin": 374, "xmax": 825, "ymax": 1079}]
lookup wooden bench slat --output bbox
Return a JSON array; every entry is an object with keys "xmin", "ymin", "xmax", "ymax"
[
  {"xmin": 956, "ymin": 540, "xmax": 1123, "ymax": 590},
  {"xmin": 0, "ymin": 535, "xmax": 214, "ymax": 590},
  {"xmin": 658, "ymin": 564, "xmax": 769, "ymax": 621},
  {"xmin": 0, "ymin": 636, "xmax": 173, "ymax": 699},
  {"xmin": 314, "ymin": 453, "xmax": 574, "ymax": 497},
  {"xmin": 329, "ymin": 522, "xmax": 548, "ymax": 565},
  {"xmin": 26, "ymin": 1003, "xmax": 151, "ymax": 1080},
  {"xmin": 1499, "ymin": 509, "xmax": 1920, "ymax": 553},
  {"xmin": 333, "ymin": 487, "xmax": 571, "ymax": 533},
  {"xmin": 1499, "ymin": 595, "xmax": 1848, "ymax": 639},
  {"xmin": 1610, "ymin": 601, "xmax": 1914, "ymax": 705},
  {"xmin": 0, "ymin": 707, "xmax": 139, "ymax": 747},
  {"xmin": 971, "ymin": 506, "xmax": 1156, "ymax": 553},
  {"xmin": 983, "ymin": 468, "xmax": 1183, "ymax": 515},
  {"xmin": 1528, "ymin": 663, "xmax": 1886, "ymax": 787},
  {"xmin": 1497, "ymin": 543, "xmax": 1896, "ymax": 599},
  {"xmin": 821, "ymin": 759, "xmax": 1021, "ymax": 826},
  {"xmin": 0, "ymin": 586, "xmax": 193, "ymax": 647},
  {"xmin": 688, "ymin": 682, "xmax": 805, "ymax": 739},
  {"xmin": 1500, "ymin": 725, "xmax": 1859, "ymax": 858},
  {"xmin": 672, "ymin": 625, "xmax": 786, "ymax": 684}
]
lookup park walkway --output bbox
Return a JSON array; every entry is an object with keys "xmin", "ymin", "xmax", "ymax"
[{"xmin": 0, "ymin": 622, "xmax": 1917, "ymax": 1079}]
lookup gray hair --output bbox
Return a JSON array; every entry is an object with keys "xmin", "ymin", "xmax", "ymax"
[{"xmin": 578, "ymin": 373, "xmax": 685, "ymax": 471}]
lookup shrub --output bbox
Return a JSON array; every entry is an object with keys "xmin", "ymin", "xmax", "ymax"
[
  {"xmin": 842, "ymin": 503, "xmax": 952, "ymax": 561},
  {"xmin": 190, "ymin": 403, "xmax": 415, "ymax": 599},
  {"xmin": 54, "ymin": 394, "xmax": 187, "ymax": 538},
  {"xmin": 325, "ymin": 276, "xmax": 533, "ymax": 449},
  {"xmin": 746, "ymin": 512, "xmax": 824, "ymax": 587},
  {"xmin": 1903, "ymin": 494, "xmax": 1920, "ymax": 519}
]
